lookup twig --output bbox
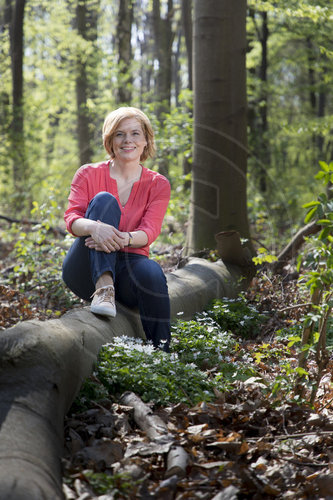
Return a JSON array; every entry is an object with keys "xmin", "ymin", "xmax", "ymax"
[
  {"xmin": 319, "ymin": 396, "xmax": 333, "ymax": 412},
  {"xmin": 270, "ymin": 453, "xmax": 329, "ymax": 467},
  {"xmin": 246, "ymin": 430, "xmax": 333, "ymax": 441},
  {"xmin": 0, "ymin": 214, "xmax": 66, "ymax": 237},
  {"xmin": 277, "ymin": 303, "xmax": 312, "ymax": 313}
]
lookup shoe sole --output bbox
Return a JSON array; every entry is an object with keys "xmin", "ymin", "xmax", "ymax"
[{"xmin": 91, "ymin": 305, "xmax": 116, "ymax": 318}]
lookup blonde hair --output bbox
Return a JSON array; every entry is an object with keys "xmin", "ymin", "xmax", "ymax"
[{"xmin": 103, "ymin": 107, "xmax": 155, "ymax": 162}]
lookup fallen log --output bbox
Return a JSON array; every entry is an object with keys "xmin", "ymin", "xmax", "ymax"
[
  {"xmin": 0, "ymin": 258, "xmax": 247, "ymax": 499},
  {"xmin": 273, "ymin": 221, "xmax": 320, "ymax": 272},
  {"xmin": 118, "ymin": 392, "xmax": 189, "ymax": 480},
  {"xmin": 166, "ymin": 446, "xmax": 190, "ymax": 478},
  {"xmin": 119, "ymin": 391, "xmax": 169, "ymax": 441}
]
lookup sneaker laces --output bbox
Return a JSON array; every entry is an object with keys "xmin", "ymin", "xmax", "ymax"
[{"xmin": 91, "ymin": 285, "xmax": 115, "ymax": 305}]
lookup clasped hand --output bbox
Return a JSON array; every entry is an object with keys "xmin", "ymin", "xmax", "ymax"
[{"xmin": 85, "ymin": 220, "xmax": 126, "ymax": 253}]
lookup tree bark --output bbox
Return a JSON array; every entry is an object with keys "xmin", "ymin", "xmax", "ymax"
[
  {"xmin": 75, "ymin": 0, "xmax": 99, "ymax": 166},
  {"xmin": 152, "ymin": 0, "xmax": 174, "ymax": 177},
  {"xmin": 185, "ymin": 0, "xmax": 252, "ymax": 256},
  {"xmin": 116, "ymin": 0, "xmax": 134, "ymax": 104},
  {"xmin": 0, "ymin": 258, "xmax": 246, "ymax": 499},
  {"xmin": 181, "ymin": 0, "xmax": 192, "ymax": 90},
  {"xmin": 8, "ymin": 0, "xmax": 26, "ymax": 195},
  {"xmin": 152, "ymin": 0, "xmax": 174, "ymax": 118},
  {"xmin": 252, "ymin": 9, "xmax": 269, "ymax": 194}
]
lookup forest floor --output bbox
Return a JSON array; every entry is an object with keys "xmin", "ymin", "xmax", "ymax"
[{"xmin": 1, "ymin": 231, "xmax": 333, "ymax": 499}]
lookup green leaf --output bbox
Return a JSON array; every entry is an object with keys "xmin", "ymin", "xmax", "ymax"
[
  {"xmin": 318, "ymin": 161, "xmax": 329, "ymax": 172},
  {"xmin": 315, "ymin": 171, "xmax": 326, "ymax": 180},
  {"xmin": 302, "ymin": 201, "xmax": 320, "ymax": 209},
  {"xmin": 296, "ymin": 367, "xmax": 309, "ymax": 377},
  {"xmin": 304, "ymin": 206, "xmax": 318, "ymax": 223}
]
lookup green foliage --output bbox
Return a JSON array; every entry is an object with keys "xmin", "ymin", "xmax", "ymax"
[
  {"xmin": 79, "ymin": 297, "xmax": 266, "ymax": 409},
  {"xmin": 171, "ymin": 313, "xmax": 235, "ymax": 368},
  {"xmin": 297, "ymin": 162, "xmax": 333, "ymax": 295},
  {"xmin": 4, "ymin": 191, "xmax": 79, "ymax": 312},
  {"xmin": 70, "ymin": 470, "xmax": 142, "ymax": 498},
  {"xmin": 171, "ymin": 313, "xmax": 256, "ymax": 382},
  {"xmin": 96, "ymin": 337, "xmax": 216, "ymax": 406},
  {"xmin": 294, "ymin": 164, "xmax": 333, "ymax": 402},
  {"xmin": 70, "ymin": 377, "xmax": 110, "ymax": 414},
  {"xmin": 207, "ymin": 295, "xmax": 268, "ymax": 339},
  {"xmin": 247, "ymin": 0, "xmax": 333, "ymax": 237},
  {"xmin": 252, "ymin": 247, "xmax": 278, "ymax": 265}
]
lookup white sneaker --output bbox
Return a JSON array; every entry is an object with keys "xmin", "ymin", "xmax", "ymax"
[{"xmin": 90, "ymin": 285, "xmax": 116, "ymax": 317}]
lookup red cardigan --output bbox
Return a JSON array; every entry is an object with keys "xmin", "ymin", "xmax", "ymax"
[{"xmin": 64, "ymin": 161, "xmax": 171, "ymax": 257}]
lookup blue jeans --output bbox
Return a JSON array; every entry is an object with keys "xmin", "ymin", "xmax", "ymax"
[{"xmin": 62, "ymin": 192, "xmax": 171, "ymax": 351}]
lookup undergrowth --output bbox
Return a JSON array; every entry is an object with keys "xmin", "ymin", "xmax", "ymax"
[{"xmin": 74, "ymin": 297, "xmax": 265, "ymax": 410}]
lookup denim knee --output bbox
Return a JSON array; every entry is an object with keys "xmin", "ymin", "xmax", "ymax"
[{"xmin": 86, "ymin": 192, "xmax": 121, "ymax": 222}]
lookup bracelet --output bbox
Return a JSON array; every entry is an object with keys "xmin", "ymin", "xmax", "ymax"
[{"xmin": 127, "ymin": 232, "xmax": 133, "ymax": 247}]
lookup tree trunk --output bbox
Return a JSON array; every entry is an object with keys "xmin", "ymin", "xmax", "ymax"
[
  {"xmin": 8, "ymin": 0, "xmax": 25, "ymax": 196},
  {"xmin": 0, "ymin": 258, "xmax": 247, "ymax": 499},
  {"xmin": 185, "ymin": 0, "xmax": 252, "ymax": 255},
  {"xmin": 75, "ymin": 0, "xmax": 99, "ymax": 166},
  {"xmin": 152, "ymin": 0, "xmax": 174, "ymax": 177},
  {"xmin": 0, "ymin": 2, "xmax": 11, "ymax": 176},
  {"xmin": 136, "ymin": 10, "xmax": 154, "ymax": 105},
  {"xmin": 257, "ymin": 10, "xmax": 269, "ymax": 193},
  {"xmin": 116, "ymin": 0, "xmax": 134, "ymax": 104},
  {"xmin": 152, "ymin": 0, "xmax": 174, "ymax": 118},
  {"xmin": 181, "ymin": 0, "xmax": 192, "ymax": 90}
]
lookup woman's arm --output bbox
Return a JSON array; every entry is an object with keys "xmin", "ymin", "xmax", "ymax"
[
  {"xmin": 84, "ymin": 226, "xmax": 148, "ymax": 251},
  {"xmin": 72, "ymin": 218, "xmax": 127, "ymax": 253}
]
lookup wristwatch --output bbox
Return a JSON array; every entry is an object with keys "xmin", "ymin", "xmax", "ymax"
[{"xmin": 127, "ymin": 232, "xmax": 133, "ymax": 247}]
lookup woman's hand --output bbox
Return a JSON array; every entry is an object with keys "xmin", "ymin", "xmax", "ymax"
[{"xmin": 85, "ymin": 220, "xmax": 126, "ymax": 253}]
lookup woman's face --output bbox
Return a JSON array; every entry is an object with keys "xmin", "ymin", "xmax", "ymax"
[{"xmin": 111, "ymin": 117, "xmax": 147, "ymax": 163}]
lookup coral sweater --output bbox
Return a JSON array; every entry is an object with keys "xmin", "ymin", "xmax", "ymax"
[{"xmin": 64, "ymin": 161, "xmax": 171, "ymax": 257}]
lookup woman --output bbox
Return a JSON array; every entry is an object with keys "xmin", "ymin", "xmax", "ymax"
[{"xmin": 62, "ymin": 107, "xmax": 171, "ymax": 351}]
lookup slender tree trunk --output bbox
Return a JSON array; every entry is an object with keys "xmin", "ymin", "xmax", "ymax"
[
  {"xmin": 152, "ymin": 0, "xmax": 174, "ymax": 177},
  {"xmin": 306, "ymin": 37, "xmax": 327, "ymax": 161},
  {"xmin": 258, "ymin": 11, "xmax": 269, "ymax": 193},
  {"xmin": 174, "ymin": 27, "xmax": 182, "ymax": 106},
  {"xmin": 8, "ymin": 0, "xmax": 25, "ymax": 195},
  {"xmin": 248, "ymin": 8, "xmax": 269, "ymax": 194},
  {"xmin": 316, "ymin": 76, "xmax": 326, "ymax": 156},
  {"xmin": 75, "ymin": 0, "xmax": 99, "ymax": 166},
  {"xmin": 306, "ymin": 38, "xmax": 317, "ymax": 113},
  {"xmin": 116, "ymin": 0, "xmax": 134, "ymax": 104},
  {"xmin": 185, "ymin": 0, "xmax": 252, "ymax": 255},
  {"xmin": 136, "ymin": 9, "xmax": 154, "ymax": 106},
  {"xmin": 152, "ymin": 0, "xmax": 174, "ymax": 118},
  {"xmin": 0, "ymin": 1, "xmax": 11, "ymax": 171},
  {"xmin": 181, "ymin": 0, "xmax": 192, "ymax": 90}
]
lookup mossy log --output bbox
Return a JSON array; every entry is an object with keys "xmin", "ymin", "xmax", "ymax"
[{"xmin": 0, "ymin": 258, "xmax": 247, "ymax": 499}]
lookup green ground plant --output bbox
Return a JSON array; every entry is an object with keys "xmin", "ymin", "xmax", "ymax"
[
  {"xmin": 3, "ymin": 192, "xmax": 79, "ymax": 312},
  {"xmin": 207, "ymin": 295, "xmax": 268, "ymax": 339},
  {"xmin": 96, "ymin": 337, "xmax": 216, "ymax": 406},
  {"xmin": 65, "ymin": 470, "xmax": 143, "ymax": 498},
  {"xmin": 295, "ymin": 162, "xmax": 333, "ymax": 403},
  {"xmin": 75, "ymin": 298, "xmax": 267, "ymax": 409}
]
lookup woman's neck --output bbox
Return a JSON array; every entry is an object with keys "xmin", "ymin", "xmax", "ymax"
[{"xmin": 110, "ymin": 159, "xmax": 142, "ymax": 181}]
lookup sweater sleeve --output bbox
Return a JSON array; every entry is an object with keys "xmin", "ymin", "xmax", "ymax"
[
  {"xmin": 135, "ymin": 175, "xmax": 171, "ymax": 245},
  {"xmin": 64, "ymin": 167, "xmax": 90, "ymax": 235}
]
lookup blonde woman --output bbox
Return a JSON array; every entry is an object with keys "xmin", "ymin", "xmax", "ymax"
[{"xmin": 62, "ymin": 107, "xmax": 171, "ymax": 351}]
